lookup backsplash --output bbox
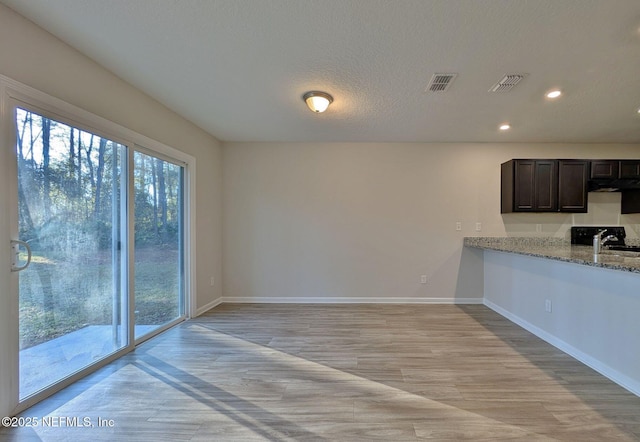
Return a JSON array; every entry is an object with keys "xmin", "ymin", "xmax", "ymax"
[{"xmin": 502, "ymin": 192, "xmax": 640, "ymax": 239}]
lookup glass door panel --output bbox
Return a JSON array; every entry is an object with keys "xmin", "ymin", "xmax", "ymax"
[
  {"xmin": 133, "ymin": 151, "xmax": 184, "ymax": 339},
  {"xmin": 16, "ymin": 108, "xmax": 128, "ymax": 399}
]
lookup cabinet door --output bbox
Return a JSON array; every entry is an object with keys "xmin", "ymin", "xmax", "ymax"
[
  {"xmin": 619, "ymin": 160, "xmax": 640, "ymax": 179},
  {"xmin": 621, "ymin": 190, "xmax": 640, "ymax": 214},
  {"xmin": 511, "ymin": 160, "xmax": 557, "ymax": 212},
  {"xmin": 558, "ymin": 160, "xmax": 588, "ymax": 212},
  {"xmin": 590, "ymin": 160, "xmax": 618, "ymax": 179},
  {"xmin": 513, "ymin": 160, "xmax": 536, "ymax": 211},
  {"xmin": 533, "ymin": 160, "xmax": 557, "ymax": 211}
]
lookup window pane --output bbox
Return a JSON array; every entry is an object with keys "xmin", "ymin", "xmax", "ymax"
[
  {"xmin": 16, "ymin": 108, "xmax": 128, "ymax": 399},
  {"xmin": 133, "ymin": 151, "xmax": 184, "ymax": 338}
]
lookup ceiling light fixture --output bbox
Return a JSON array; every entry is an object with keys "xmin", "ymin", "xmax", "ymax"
[
  {"xmin": 303, "ymin": 91, "xmax": 333, "ymax": 113},
  {"xmin": 499, "ymin": 124, "xmax": 511, "ymax": 131},
  {"xmin": 546, "ymin": 89, "xmax": 562, "ymax": 99}
]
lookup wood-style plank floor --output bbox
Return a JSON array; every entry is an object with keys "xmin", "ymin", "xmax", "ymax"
[{"xmin": 1, "ymin": 304, "xmax": 639, "ymax": 441}]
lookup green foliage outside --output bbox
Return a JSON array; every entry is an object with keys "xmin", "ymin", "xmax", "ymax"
[{"xmin": 19, "ymin": 248, "xmax": 180, "ymax": 349}]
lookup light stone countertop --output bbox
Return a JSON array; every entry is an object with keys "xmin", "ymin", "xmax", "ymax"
[{"xmin": 464, "ymin": 237, "xmax": 640, "ymax": 274}]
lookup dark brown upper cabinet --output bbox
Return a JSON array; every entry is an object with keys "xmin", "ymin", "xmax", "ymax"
[
  {"xmin": 590, "ymin": 160, "xmax": 619, "ymax": 179},
  {"xmin": 620, "ymin": 161, "xmax": 640, "ymax": 213},
  {"xmin": 502, "ymin": 158, "xmax": 640, "ymax": 214},
  {"xmin": 619, "ymin": 160, "xmax": 640, "ymax": 179},
  {"xmin": 558, "ymin": 160, "xmax": 589, "ymax": 212},
  {"xmin": 501, "ymin": 159, "xmax": 558, "ymax": 213},
  {"xmin": 501, "ymin": 159, "xmax": 588, "ymax": 213},
  {"xmin": 622, "ymin": 190, "xmax": 640, "ymax": 214}
]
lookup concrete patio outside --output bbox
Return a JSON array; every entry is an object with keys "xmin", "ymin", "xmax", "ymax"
[{"xmin": 20, "ymin": 324, "xmax": 156, "ymax": 398}]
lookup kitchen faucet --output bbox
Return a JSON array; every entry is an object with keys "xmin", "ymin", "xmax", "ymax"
[{"xmin": 593, "ymin": 230, "xmax": 619, "ymax": 254}]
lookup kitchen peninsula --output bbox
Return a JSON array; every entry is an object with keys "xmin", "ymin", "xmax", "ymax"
[
  {"xmin": 465, "ymin": 236, "xmax": 640, "ymax": 273},
  {"xmin": 465, "ymin": 236, "xmax": 640, "ymax": 398}
]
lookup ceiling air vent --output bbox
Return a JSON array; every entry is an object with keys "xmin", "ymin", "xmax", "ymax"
[
  {"xmin": 426, "ymin": 73, "xmax": 458, "ymax": 92},
  {"xmin": 489, "ymin": 73, "xmax": 527, "ymax": 92}
]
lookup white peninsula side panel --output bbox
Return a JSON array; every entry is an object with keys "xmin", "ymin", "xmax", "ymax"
[{"xmin": 483, "ymin": 250, "xmax": 640, "ymax": 396}]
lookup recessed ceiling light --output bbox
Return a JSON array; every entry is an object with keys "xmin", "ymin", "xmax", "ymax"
[
  {"xmin": 546, "ymin": 90, "xmax": 562, "ymax": 99},
  {"xmin": 499, "ymin": 124, "xmax": 511, "ymax": 131}
]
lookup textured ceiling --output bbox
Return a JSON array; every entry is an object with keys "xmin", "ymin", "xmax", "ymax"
[{"xmin": 2, "ymin": 0, "xmax": 640, "ymax": 143}]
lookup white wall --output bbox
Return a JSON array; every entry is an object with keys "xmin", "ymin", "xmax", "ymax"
[
  {"xmin": 222, "ymin": 142, "xmax": 640, "ymax": 302},
  {"xmin": 0, "ymin": 4, "xmax": 222, "ymax": 416},
  {"xmin": 483, "ymin": 250, "xmax": 640, "ymax": 396}
]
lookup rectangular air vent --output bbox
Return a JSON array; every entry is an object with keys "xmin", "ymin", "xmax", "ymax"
[
  {"xmin": 426, "ymin": 73, "xmax": 458, "ymax": 92},
  {"xmin": 489, "ymin": 73, "xmax": 527, "ymax": 92}
]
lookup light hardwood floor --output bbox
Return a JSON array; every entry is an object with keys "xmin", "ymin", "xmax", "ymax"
[{"xmin": 1, "ymin": 304, "xmax": 639, "ymax": 441}]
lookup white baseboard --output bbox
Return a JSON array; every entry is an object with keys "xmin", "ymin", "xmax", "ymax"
[
  {"xmin": 215, "ymin": 296, "xmax": 483, "ymax": 304},
  {"xmin": 484, "ymin": 299, "xmax": 640, "ymax": 398},
  {"xmin": 194, "ymin": 297, "xmax": 223, "ymax": 316}
]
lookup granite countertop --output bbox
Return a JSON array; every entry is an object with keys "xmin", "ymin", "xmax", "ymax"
[{"xmin": 464, "ymin": 237, "xmax": 640, "ymax": 274}]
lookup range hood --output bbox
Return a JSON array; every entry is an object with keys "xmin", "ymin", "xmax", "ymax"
[{"xmin": 588, "ymin": 178, "xmax": 640, "ymax": 192}]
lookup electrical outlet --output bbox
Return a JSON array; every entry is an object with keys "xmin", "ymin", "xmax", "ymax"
[
  {"xmin": 420, "ymin": 275, "xmax": 427, "ymax": 284},
  {"xmin": 475, "ymin": 222, "xmax": 482, "ymax": 232},
  {"xmin": 545, "ymin": 299, "xmax": 552, "ymax": 313},
  {"xmin": 456, "ymin": 222, "xmax": 462, "ymax": 231}
]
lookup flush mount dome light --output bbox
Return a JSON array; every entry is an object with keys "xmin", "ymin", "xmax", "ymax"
[
  {"xmin": 499, "ymin": 123, "xmax": 511, "ymax": 131},
  {"xmin": 546, "ymin": 89, "xmax": 562, "ymax": 99},
  {"xmin": 303, "ymin": 91, "xmax": 333, "ymax": 113}
]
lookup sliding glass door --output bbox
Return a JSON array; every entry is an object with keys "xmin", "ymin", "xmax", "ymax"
[
  {"xmin": 133, "ymin": 151, "xmax": 185, "ymax": 339},
  {"xmin": 15, "ymin": 108, "xmax": 128, "ymax": 399},
  {"xmin": 10, "ymin": 104, "xmax": 188, "ymax": 403}
]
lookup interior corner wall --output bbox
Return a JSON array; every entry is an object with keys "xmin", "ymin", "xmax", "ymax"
[
  {"xmin": 0, "ymin": 5, "xmax": 223, "ymax": 311},
  {"xmin": 222, "ymin": 142, "xmax": 640, "ymax": 302}
]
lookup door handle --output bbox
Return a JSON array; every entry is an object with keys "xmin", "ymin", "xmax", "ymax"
[{"xmin": 10, "ymin": 240, "xmax": 32, "ymax": 272}]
